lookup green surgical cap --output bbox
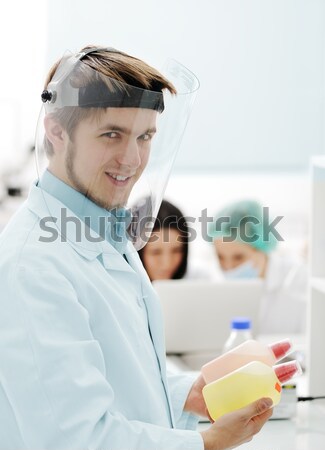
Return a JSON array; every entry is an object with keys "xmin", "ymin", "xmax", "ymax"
[{"xmin": 208, "ymin": 199, "xmax": 278, "ymax": 254}]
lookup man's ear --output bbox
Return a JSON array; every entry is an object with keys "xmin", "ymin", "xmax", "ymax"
[{"xmin": 44, "ymin": 115, "xmax": 67, "ymax": 152}]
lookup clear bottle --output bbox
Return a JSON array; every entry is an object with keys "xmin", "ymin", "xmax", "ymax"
[
  {"xmin": 202, "ymin": 338, "xmax": 292, "ymax": 384},
  {"xmin": 202, "ymin": 360, "xmax": 302, "ymax": 421},
  {"xmin": 222, "ymin": 317, "xmax": 253, "ymax": 354}
]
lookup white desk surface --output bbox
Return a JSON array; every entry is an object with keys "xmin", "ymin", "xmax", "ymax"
[{"xmin": 198, "ymin": 400, "xmax": 325, "ymax": 450}]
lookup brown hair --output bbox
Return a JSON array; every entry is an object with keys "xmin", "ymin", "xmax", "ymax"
[{"xmin": 44, "ymin": 45, "xmax": 176, "ymax": 156}]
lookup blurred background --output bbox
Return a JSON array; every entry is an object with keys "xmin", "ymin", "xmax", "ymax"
[{"xmin": 1, "ymin": 0, "xmax": 324, "ymax": 263}]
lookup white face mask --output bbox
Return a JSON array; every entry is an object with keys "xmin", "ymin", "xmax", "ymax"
[{"xmin": 223, "ymin": 260, "xmax": 260, "ymax": 279}]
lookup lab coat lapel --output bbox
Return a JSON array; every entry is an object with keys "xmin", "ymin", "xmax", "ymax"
[
  {"xmin": 126, "ymin": 248, "xmax": 168, "ymax": 370},
  {"xmin": 126, "ymin": 247, "xmax": 175, "ymax": 427},
  {"xmin": 101, "ymin": 250, "xmax": 134, "ymax": 273}
]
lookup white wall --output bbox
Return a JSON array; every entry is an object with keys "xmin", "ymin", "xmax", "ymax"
[
  {"xmin": 2, "ymin": 1, "xmax": 323, "ymax": 173},
  {"xmin": 0, "ymin": 0, "xmax": 48, "ymax": 173},
  {"xmin": 46, "ymin": 0, "xmax": 325, "ymax": 171}
]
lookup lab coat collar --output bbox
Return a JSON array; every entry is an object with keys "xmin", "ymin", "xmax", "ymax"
[
  {"xmin": 126, "ymin": 251, "xmax": 169, "ymax": 367},
  {"xmin": 27, "ymin": 181, "xmax": 134, "ymax": 273},
  {"xmin": 38, "ymin": 170, "xmax": 131, "ymax": 255}
]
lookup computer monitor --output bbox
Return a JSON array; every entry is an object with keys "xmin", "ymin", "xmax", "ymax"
[{"xmin": 153, "ymin": 279, "xmax": 264, "ymax": 355}]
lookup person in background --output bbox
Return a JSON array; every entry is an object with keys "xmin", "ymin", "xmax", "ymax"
[
  {"xmin": 138, "ymin": 199, "xmax": 188, "ymax": 280},
  {"xmin": 208, "ymin": 199, "xmax": 307, "ymax": 334},
  {"xmin": 138, "ymin": 199, "xmax": 210, "ymax": 281}
]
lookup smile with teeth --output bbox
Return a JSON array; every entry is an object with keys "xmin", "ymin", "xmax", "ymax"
[
  {"xmin": 108, "ymin": 173, "xmax": 129, "ymax": 181},
  {"xmin": 106, "ymin": 172, "xmax": 133, "ymax": 185}
]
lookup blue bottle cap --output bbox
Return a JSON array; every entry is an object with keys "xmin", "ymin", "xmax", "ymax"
[{"xmin": 231, "ymin": 317, "xmax": 251, "ymax": 329}]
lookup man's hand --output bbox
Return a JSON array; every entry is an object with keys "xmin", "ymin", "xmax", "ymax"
[
  {"xmin": 200, "ymin": 397, "xmax": 273, "ymax": 450},
  {"xmin": 184, "ymin": 373, "xmax": 209, "ymax": 418}
]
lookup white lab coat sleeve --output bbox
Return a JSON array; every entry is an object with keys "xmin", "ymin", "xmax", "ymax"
[
  {"xmin": 1, "ymin": 264, "xmax": 204, "ymax": 450},
  {"xmin": 167, "ymin": 372, "xmax": 201, "ymax": 430}
]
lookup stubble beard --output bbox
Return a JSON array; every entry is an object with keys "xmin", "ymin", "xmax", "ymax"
[{"xmin": 65, "ymin": 143, "xmax": 126, "ymax": 210}]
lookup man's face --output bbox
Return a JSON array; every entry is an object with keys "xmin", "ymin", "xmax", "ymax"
[{"xmin": 53, "ymin": 107, "xmax": 158, "ymax": 209}]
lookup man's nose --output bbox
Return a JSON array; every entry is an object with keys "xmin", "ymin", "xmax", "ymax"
[{"xmin": 116, "ymin": 139, "xmax": 141, "ymax": 169}]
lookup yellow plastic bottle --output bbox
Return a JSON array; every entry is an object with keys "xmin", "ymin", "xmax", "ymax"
[{"xmin": 202, "ymin": 360, "xmax": 301, "ymax": 421}]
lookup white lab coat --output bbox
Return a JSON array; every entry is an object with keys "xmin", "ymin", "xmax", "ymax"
[
  {"xmin": 0, "ymin": 183, "xmax": 203, "ymax": 450},
  {"xmin": 258, "ymin": 252, "xmax": 308, "ymax": 334}
]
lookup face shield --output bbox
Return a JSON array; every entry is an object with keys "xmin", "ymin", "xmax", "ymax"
[{"xmin": 36, "ymin": 49, "xmax": 199, "ymax": 252}]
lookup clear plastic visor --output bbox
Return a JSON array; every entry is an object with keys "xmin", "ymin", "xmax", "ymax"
[{"xmin": 36, "ymin": 55, "xmax": 199, "ymax": 252}]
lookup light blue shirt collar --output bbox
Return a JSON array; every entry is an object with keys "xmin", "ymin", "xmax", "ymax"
[{"xmin": 38, "ymin": 170, "xmax": 130, "ymax": 254}]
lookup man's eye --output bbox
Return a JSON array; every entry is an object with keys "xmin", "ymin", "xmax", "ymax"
[
  {"xmin": 139, "ymin": 133, "xmax": 152, "ymax": 141},
  {"xmin": 102, "ymin": 132, "xmax": 119, "ymax": 138}
]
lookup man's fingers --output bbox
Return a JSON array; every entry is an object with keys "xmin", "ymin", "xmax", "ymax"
[
  {"xmin": 250, "ymin": 406, "xmax": 273, "ymax": 433},
  {"xmin": 238, "ymin": 397, "xmax": 273, "ymax": 422},
  {"xmin": 251, "ymin": 398, "xmax": 273, "ymax": 416}
]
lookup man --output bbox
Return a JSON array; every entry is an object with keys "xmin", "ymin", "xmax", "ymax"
[{"xmin": 0, "ymin": 46, "xmax": 272, "ymax": 449}]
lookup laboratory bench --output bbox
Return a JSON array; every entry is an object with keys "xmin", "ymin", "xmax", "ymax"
[{"xmin": 198, "ymin": 399, "xmax": 325, "ymax": 450}]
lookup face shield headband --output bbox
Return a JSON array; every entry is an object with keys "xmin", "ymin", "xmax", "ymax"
[{"xmin": 41, "ymin": 47, "xmax": 164, "ymax": 112}]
